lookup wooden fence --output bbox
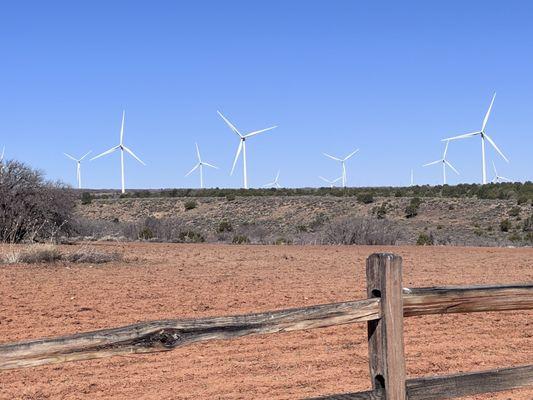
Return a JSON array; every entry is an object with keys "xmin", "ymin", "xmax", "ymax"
[{"xmin": 1, "ymin": 253, "xmax": 532, "ymax": 399}]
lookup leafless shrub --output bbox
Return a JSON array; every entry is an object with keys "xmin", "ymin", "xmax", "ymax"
[
  {"xmin": 0, "ymin": 160, "xmax": 75, "ymax": 243},
  {"xmin": 65, "ymin": 247, "xmax": 122, "ymax": 264},
  {"xmin": 321, "ymin": 216, "xmax": 399, "ymax": 245}
]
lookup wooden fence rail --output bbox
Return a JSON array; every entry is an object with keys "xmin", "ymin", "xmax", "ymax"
[{"xmin": 1, "ymin": 253, "xmax": 532, "ymax": 399}]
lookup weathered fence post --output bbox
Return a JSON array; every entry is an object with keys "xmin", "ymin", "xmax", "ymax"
[{"xmin": 366, "ymin": 253, "xmax": 406, "ymax": 400}]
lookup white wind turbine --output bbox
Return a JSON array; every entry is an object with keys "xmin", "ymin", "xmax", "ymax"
[
  {"xmin": 323, "ymin": 149, "xmax": 359, "ymax": 188},
  {"xmin": 442, "ymin": 93, "xmax": 508, "ymax": 184},
  {"xmin": 63, "ymin": 151, "xmax": 91, "ymax": 189},
  {"xmin": 185, "ymin": 143, "xmax": 218, "ymax": 188},
  {"xmin": 491, "ymin": 160, "xmax": 510, "ymax": 183},
  {"xmin": 410, "ymin": 169, "xmax": 414, "ymax": 186},
  {"xmin": 91, "ymin": 110, "xmax": 146, "ymax": 193},
  {"xmin": 319, "ymin": 175, "xmax": 342, "ymax": 188},
  {"xmin": 423, "ymin": 140, "xmax": 459, "ymax": 185},
  {"xmin": 217, "ymin": 111, "xmax": 277, "ymax": 189},
  {"xmin": 263, "ymin": 170, "xmax": 281, "ymax": 188}
]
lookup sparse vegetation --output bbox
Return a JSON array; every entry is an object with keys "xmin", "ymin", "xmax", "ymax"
[
  {"xmin": 2, "ymin": 244, "xmax": 122, "ymax": 264},
  {"xmin": 405, "ymin": 197, "xmax": 422, "ymax": 219},
  {"xmin": 232, "ymin": 235, "xmax": 250, "ymax": 244},
  {"xmin": 184, "ymin": 200, "xmax": 197, "ymax": 210},
  {"xmin": 178, "ymin": 230, "xmax": 205, "ymax": 243},
  {"xmin": 81, "ymin": 192, "xmax": 93, "ymax": 205},
  {"xmin": 416, "ymin": 233, "xmax": 434, "ymax": 246},
  {"xmin": 357, "ymin": 193, "xmax": 374, "ymax": 204},
  {"xmin": 217, "ymin": 220, "xmax": 233, "ymax": 233},
  {"xmin": 500, "ymin": 219, "xmax": 512, "ymax": 232},
  {"xmin": 322, "ymin": 216, "xmax": 399, "ymax": 245}
]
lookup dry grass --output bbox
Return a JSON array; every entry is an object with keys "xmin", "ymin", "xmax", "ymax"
[
  {"xmin": 1, "ymin": 244, "xmax": 122, "ymax": 265},
  {"xmin": 2, "ymin": 244, "xmax": 62, "ymax": 264}
]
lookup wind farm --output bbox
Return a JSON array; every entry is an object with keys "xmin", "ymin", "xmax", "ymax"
[{"xmin": 1, "ymin": 3, "xmax": 533, "ymax": 400}]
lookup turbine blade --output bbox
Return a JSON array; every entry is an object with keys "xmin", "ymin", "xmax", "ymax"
[
  {"xmin": 323, "ymin": 153, "xmax": 342, "ymax": 161},
  {"xmin": 275, "ymin": 170, "xmax": 280, "ymax": 181},
  {"xmin": 123, "ymin": 146, "xmax": 146, "ymax": 166},
  {"xmin": 63, "ymin": 152, "xmax": 77, "ymax": 161},
  {"xmin": 443, "ymin": 140, "xmax": 450, "ymax": 159},
  {"xmin": 319, "ymin": 176, "xmax": 332, "ymax": 183},
  {"xmin": 500, "ymin": 176, "xmax": 511, "ymax": 181},
  {"xmin": 217, "ymin": 111, "xmax": 242, "ymax": 137},
  {"xmin": 492, "ymin": 160, "xmax": 498, "ymax": 175},
  {"xmin": 230, "ymin": 140, "xmax": 243, "ymax": 175},
  {"xmin": 202, "ymin": 162, "xmax": 218, "ymax": 169},
  {"xmin": 120, "ymin": 110, "xmax": 125, "ymax": 144},
  {"xmin": 423, "ymin": 160, "xmax": 441, "ymax": 167},
  {"xmin": 343, "ymin": 148, "xmax": 359, "ymax": 161},
  {"xmin": 244, "ymin": 125, "xmax": 277, "ymax": 138},
  {"xmin": 333, "ymin": 176, "xmax": 343, "ymax": 183},
  {"xmin": 185, "ymin": 163, "xmax": 200, "ymax": 176},
  {"xmin": 482, "ymin": 93, "xmax": 496, "ymax": 131},
  {"xmin": 445, "ymin": 160, "xmax": 460, "ymax": 175},
  {"xmin": 484, "ymin": 134, "xmax": 509, "ymax": 163},
  {"xmin": 195, "ymin": 142, "xmax": 201, "ymax": 161},
  {"xmin": 90, "ymin": 146, "xmax": 119, "ymax": 161},
  {"xmin": 442, "ymin": 132, "xmax": 480, "ymax": 141},
  {"xmin": 79, "ymin": 151, "xmax": 92, "ymax": 161}
]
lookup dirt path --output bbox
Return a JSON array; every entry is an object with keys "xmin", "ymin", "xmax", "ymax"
[{"xmin": 1, "ymin": 243, "xmax": 532, "ymax": 399}]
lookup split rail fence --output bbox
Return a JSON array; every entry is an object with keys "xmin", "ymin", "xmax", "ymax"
[{"xmin": 1, "ymin": 253, "xmax": 532, "ymax": 399}]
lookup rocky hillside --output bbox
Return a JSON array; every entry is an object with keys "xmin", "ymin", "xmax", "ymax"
[{"xmin": 75, "ymin": 195, "xmax": 532, "ymax": 246}]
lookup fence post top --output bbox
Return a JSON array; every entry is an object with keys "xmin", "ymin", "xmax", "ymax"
[{"xmin": 367, "ymin": 253, "xmax": 402, "ymax": 262}]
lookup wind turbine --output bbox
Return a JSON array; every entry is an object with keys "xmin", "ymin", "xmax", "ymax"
[
  {"xmin": 410, "ymin": 169, "xmax": 414, "ymax": 186},
  {"xmin": 90, "ymin": 110, "xmax": 146, "ymax": 194},
  {"xmin": 423, "ymin": 140, "xmax": 459, "ymax": 185},
  {"xmin": 263, "ymin": 170, "xmax": 281, "ymax": 188},
  {"xmin": 217, "ymin": 110, "xmax": 277, "ymax": 189},
  {"xmin": 491, "ymin": 160, "xmax": 510, "ymax": 183},
  {"xmin": 323, "ymin": 149, "xmax": 359, "ymax": 188},
  {"xmin": 319, "ymin": 175, "xmax": 342, "ymax": 188},
  {"xmin": 63, "ymin": 151, "xmax": 91, "ymax": 189},
  {"xmin": 185, "ymin": 143, "xmax": 218, "ymax": 188},
  {"xmin": 442, "ymin": 93, "xmax": 508, "ymax": 184}
]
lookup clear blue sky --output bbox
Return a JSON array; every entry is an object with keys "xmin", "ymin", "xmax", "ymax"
[{"xmin": 1, "ymin": 1, "xmax": 532, "ymax": 189}]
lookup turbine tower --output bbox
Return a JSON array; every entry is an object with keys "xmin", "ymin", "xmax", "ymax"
[
  {"xmin": 91, "ymin": 110, "xmax": 146, "ymax": 193},
  {"xmin": 422, "ymin": 140, "xmax": 459, "ymax": 185},
  {"xmin": 319, "ymin": 176, "xmax": 342, "ymax": 188},
  {"xmin": 323, "ymin": 149, "xmax": 359, "ymax": 188},
  {"xmin": 491, "ymin": 160, "xmax": 510, "ymax": 183},
  {"xmin": 263, "ymin": 170, "xmax": 281, "ymax": 188},
  {"xmin": 442, "ymin": 93, "xmax": 508, "ymax": 184},
  {"xmin": 63, "ymin": 151, "xmax": 91, "ymax": 189},
  {"xmin": 217, "ymin": 110, "xmax": 277, "ymax": 189},
  {"xmin": 410, "ymin": 169, "xmax": 414, "ymax": 186},
  {"xmin": 185, "ymin": 142, "xmax": 218, "ymax": 188}
]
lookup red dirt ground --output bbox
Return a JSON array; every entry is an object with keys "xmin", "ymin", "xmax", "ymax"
[{"xmin": 0, "ymin": 243, "xmax": 532, "ymax": 399}]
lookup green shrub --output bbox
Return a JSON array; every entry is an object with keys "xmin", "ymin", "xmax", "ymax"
[
  {"xmin": 500, "ymin": 219, "xmax": 512, "ymax": 232},
  {"xmin": 416, "ymin": 232, "xmax": 434, "ymax": 246},
  {"xmin": 357, "ymin": 193, "xmax": 374, "ymax": 204},
  {"xmin": 517, "ymin": 196, "xmax": 528, "ymax": 205},
  {"xmin": 138, "ymin": 227, "xmax": 154, "ymax": 240},
  {"xmin": 522, "ymin": 214, "xmax": 533, "ymax": 232},
  {"xmin": 375, "ymin": 204, "xmax": 387, "ymax": 219},
  {"xmin": 405, "ymin": 197, "xmax": 422, "ymax": 218},
  {"xmin": 274, "ymin": 237, "xmax": 292, "ymax": 245},
  {"xmin": 232, "ymin": 235, "xmax": 250, "ymax": 244},
  {"xmin": 217, "ymin": 220, "xmax": 233, "ymax": 233},
  {"xmin": 225, "ymin": 194, "xmax": 236, "ymax": 202},
  {"xmin": 184, "ymin": 200, "xmax": 197, "ymax": 210},
  {"xmin": 508, "ymin": 206, "xmax": 521, "ymax": 217},
  {"xmin": 178, "ymin": 230, "xmax": 205, "ymax": 243},
  {"xmin": 81, "ymin": 192, "xmax": 92, "ymax": 205},
  {"xmin": 509, "ymin": 232, "xmax": 522, "ymax": 242}
]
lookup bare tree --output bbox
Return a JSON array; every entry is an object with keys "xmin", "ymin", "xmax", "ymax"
[{"xmin": 0, "ymin": 160, "xmax": 75, "ymax": 243}]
